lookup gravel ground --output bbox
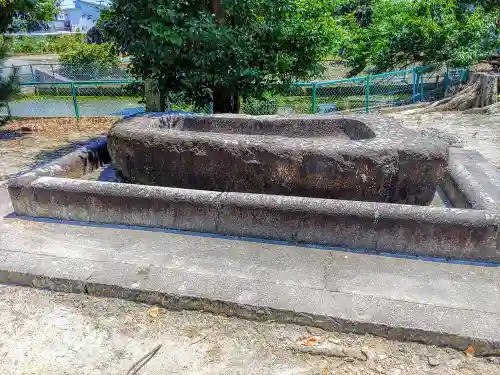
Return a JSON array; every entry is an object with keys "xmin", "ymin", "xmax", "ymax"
[
  {"xmin": 390, "ymin": 111, "xmax": 500, "ymax": 167},
  {"xmin": 0, "ymin": 118, "xmax": 116, "ymax": 182},
  {"xmin": 1, "ymin": 113, "xmax": 500, "ymax": 374},
  {"xmin": 0, "ymin": 284, "xmax": 499, "ymax": 375}
]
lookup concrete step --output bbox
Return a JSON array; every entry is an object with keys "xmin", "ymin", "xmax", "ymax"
[{"xmin": 1, "ymin": 189, "xmax": 500, "ymax": 354}]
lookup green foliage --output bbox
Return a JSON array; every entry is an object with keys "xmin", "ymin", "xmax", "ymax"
[
  {"xmin": 342, "ymin": 0, "xmax": 500, "ymax": 75},
  {"xmin": 103, "ymin": 0, "xmax": 340, "ymax": 112},
  {"xmin": 59, "ymin": 43, "xmax": 120, "ymax": 80},
  {"xmin": 30, "ymin": 0, "xmax": 59, "ymax": 21},
  {"xmin": 10, "ymin": 0, "xmax": 60, "ymax": 32},
  {"xmin": 242, "ymin": 93, "xmax": 279, "ymax": 115},
  {"xmin": 0, "ymin": 0, "xmax": 46, "ymax": 108},
  {"xmin": 334, "ymin": 0, "xmax": 375, "ymax": 27},
  {"xmin": 0, "ymin": 0, "xmax": 37, "ymax": 33},
  {"xmin": 7, "ymin": 34, "xmax": 86, "ymax": 54}
]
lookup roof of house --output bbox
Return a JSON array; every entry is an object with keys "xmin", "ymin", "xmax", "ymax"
[
  {"xmin": 80, "ymin": 0, "xmax": 110, "ymax": 7},
  {"xmin": 60, "ymin": 0, "xmax": 110, "ymax": 10}
]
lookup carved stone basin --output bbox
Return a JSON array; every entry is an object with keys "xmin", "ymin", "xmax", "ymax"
[{"xmin": 107, "ymin": 114, "xmax": 448, "ymax": 205}]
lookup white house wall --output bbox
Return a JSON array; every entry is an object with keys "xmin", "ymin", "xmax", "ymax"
[{"xmin": 60, "ymin": 0, "xmax": 108, "ymax": 32}]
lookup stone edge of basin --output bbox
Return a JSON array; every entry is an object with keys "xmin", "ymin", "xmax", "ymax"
[
  {"xmin": 109, "ymin": 113, "xmax": 449, "ymax": 157},
  {"xmin": 7, "ymin": 139, "xmax": 500, "ymax": 263},
  {"xmin": 444, "ymin": 147, "xmax": 500, "ymax": 212}
]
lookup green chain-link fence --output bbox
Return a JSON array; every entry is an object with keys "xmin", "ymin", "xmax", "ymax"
[
  {"xmin": 0, "ymin": 64, "xmax": 468, "ymax": 118},
  {"xmin": 241, "ymin": 67, "xmax": 468, "ymax": 116},
  {"xmin": 0, "ymin": 80, "xmax": 145, "ymax": 118},
  {"xmin": 1, "ymin": 63, "xmax": 133, "ymax": 83}
]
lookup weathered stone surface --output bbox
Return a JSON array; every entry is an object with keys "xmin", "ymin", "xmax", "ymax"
[
  {"xmin": 428, "ymin": 356, "xmax": 440, "ymax": 366},
  {"xmin": 343, "ymin": 347, "xmax": 368, "ymax": 361},
  {"xmin": 421, "ymin": 128, "xmax": 464, "ymax": 148},
  {"xmin": 9, "ymin": 174, "xmax": 500, "ymax": 262},
  {"xmin": 107, "ymin": 114, "xmax": 448, "ymax": 205},
  {"xmin": 291, "ymin": 343, "xmax": 346, "ymax": 357}
]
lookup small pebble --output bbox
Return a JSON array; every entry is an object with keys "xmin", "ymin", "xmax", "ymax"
[
  {"xmin": 328, "ymin": 338, "xmax": 341, "ymax": 345},
  {"xmin": 343, "ymin": 347, "xmax": 367, "ymax": 361},
  {"xmin": 428, "ymin": 356, "xmax": 440, "ymax": 367},
  {"xmin": 445, "ymin": 358, "xmax": 462, "ymax": 368},
  {"xmin": 361, "ymin": 346, "xmax": 379, "ymax": 362}
]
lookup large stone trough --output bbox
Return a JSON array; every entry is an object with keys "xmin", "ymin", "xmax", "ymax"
[{"xmin": 107, "ymin": 114, "xmax": 448, "ymax": 205}]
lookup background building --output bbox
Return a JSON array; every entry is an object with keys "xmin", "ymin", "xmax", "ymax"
[{"xmin": 56, "ymin": 0, "xmax": 110, "ymax": 32}]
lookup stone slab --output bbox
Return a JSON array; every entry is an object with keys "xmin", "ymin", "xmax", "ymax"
[
  {"xmin": 2, "ymin": 189, "xmax": 500, "ymax": 354},
  {"xmin": 8, "ymin": 139, "xmax": 500, "ymax": 262}
]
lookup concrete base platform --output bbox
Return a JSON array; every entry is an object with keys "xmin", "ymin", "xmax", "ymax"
[{"xmin": 1, "ymin": 188, "xmax": 500, "ymax": 354}]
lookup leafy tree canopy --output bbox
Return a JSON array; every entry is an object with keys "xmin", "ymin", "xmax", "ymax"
[
  {"xmin": 334, "ymin": 0, "xmax": 375, "ymax": 27},
  {"xmin": 341, "ymin": 0, "xmax": 500, "ymax": 76},
  {"xmin": 9, "ymin": 0, "xmax": 60, "ymax": 33},
  {"xmin": 103, "ymin": 0, "xmax": 341, "ymax": 112},
  {"xmin": 0, "ymin": 0, "xmax": 53, "ymax": 103}
]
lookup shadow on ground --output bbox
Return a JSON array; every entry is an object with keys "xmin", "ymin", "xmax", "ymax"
[
  {"xmin": 4, "ymin": 136, "xmax": 105, "ymax": 181},
  {"xmin": 0, "ymin": 130, "xmax": 24, "ymax": 141}
]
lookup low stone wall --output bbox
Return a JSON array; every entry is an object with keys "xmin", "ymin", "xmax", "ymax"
[
  {"xmin": 443, "ymin": 147, "xmax": 500, "ymax": 211},
  {"xmin": 8, "ymin": 176, "xmax": 500, "ymax": 261},
  {"xmin": 7, "ymin": 139, "xmax": 500, "ymax": 262},
  {"xmin": 7, "ymin": 138, "xmax": 109, "ymax": 203},
  {"xmin": 108, "ymin": 114, "xmax": 448, "ymax": 205}
]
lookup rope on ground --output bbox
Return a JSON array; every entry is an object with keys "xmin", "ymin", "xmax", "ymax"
[{"xmin": 125, "ymin": 344, "xmax": 162, "ymax": 375}]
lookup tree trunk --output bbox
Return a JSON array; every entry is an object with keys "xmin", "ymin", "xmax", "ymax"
[
  {"xmin": 213, "ymin": 85, "xmax": 240, "ymax": 113},
  {"xmin": 433, "ymin": 72, "xmax": 498, "ymax": 111},
  {"xmin": 144, "ymin": 79, "xmax": 166, "ymax": 112},
  {"xmin": 210, "ymin": 0, "xmax": 237, "ymax": 113},
  {"xmin": 211, "ymin": 0, "xmax": 225, "ymax": 24}
]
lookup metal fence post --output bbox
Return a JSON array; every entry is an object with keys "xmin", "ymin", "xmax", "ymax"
[
  {"xmin": 364, "ymin": 76, "xmax": 370, "ymax": 113},
  {"xmin": 420, "ymin": 72, "xmax": 424, "ymax": 100},
  {"xmin": 71, "ymin": 83, "xmax": 80, "ymax": 120},
  {"xmin": 311, "ymin": 83, "xmax": 317, "ymax": 114},
  {"xmin": 412, "ymin": 68, "xmax": 418, "ymax": 103},
  {"xmin": 29, "ymin": 64, "xmax": 34, "ymax": 81}
]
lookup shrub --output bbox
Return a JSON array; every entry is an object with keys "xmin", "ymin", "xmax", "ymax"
[
  {"xmin": 59, "ymin": 42, "xmax": 120, "ymax": 80},
  {"xmin": 122, "ymin": 81, "xmax": 144, "ymax": 98},
  {"xmin": 52, "ymin": 34, "xmax": 86, "ymax": 54},
  {"xmin": 242, "ymin": 98, "xmax": 278, "ymax": 115},
  {"xmin": 7, "ymin": 34, "xmax": 85, "ymax": 54}
]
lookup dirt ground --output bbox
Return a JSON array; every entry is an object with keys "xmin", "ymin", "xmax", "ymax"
[
  {"xmin": 1, "ymin": 114, "xmax": 500, "ymax": 374},
  {"xmin": 390, "ymin": 111, "xmax": 500, "ymax": 167},
  {"xmin": 1, "ymin": 284, "xmax": 499, "ymax": 375},
  {"xmin": 0, "ymin": 118, "xmax": 116, "ymax": 182}
]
